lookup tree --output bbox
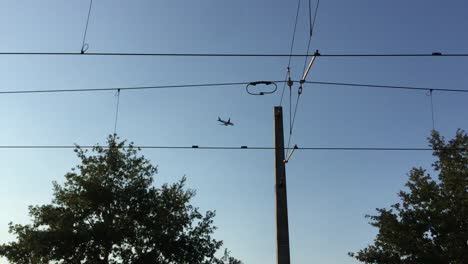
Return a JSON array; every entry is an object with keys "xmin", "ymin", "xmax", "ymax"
[
  {"xmin": 0, "ymin": 135, "xmax": 242, "ymax": 264},
  {"xmin": 350, "ymin": 130, "xmax": 468, "ymax": 264}
]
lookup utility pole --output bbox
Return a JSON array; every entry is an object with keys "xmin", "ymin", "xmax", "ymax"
[
  {"xmin": 272, "ymin": 50, "xmax": 316, "ymax": 264},
  {"xmin": 274, "ymin": 106, "xmax": 290, "ymax": 264}
]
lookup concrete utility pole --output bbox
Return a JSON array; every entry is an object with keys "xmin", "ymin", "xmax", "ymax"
[{"xmin": 274, "ymin": 106, "xmax": 291, "ymax": 264}]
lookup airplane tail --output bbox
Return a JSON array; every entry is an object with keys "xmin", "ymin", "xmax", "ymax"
[{"xmin": 218, "ymin": 116, "xmax": 221, "ymax": 121}]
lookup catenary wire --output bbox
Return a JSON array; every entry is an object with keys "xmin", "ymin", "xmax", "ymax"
[
  {"xmin": 0, "ymin": 81, "xmax": 286, "ymax": 94},
  {"xmin": 279, "ymin": 0, "xmax": 302, "ymax": 106},
  {"xmin": 287, "ymin": 92, "xmax": 301, "ymax": 151},
  {"xmin": 0, "ymin": 80, "xmax": 466, "ymax": 95},
  {"xmin": 289, "ymin": 82, "xmax": 292, "ymax": 135},
  {"xmin": 113, "ymin": 89, "xmax": 121, "ymax": 134},
  {"xmin": 81, "ymin": 0, "xmax": 94, "ymax": 53},
  {"xmin": 0, "ymin": 52, "xmax": 467, "ymax": 57},
  {"xmin": 302, "ymin": 0, "xmax": 320, "ymax": 74},
  {"xmin": 429, "ymin": 89, "xmax": 435, "ymax": 130},
  {"xmin": 303, "ymin": 81, "xmax": 468, "ymax": 93},
  {"xmin": 0, "ymin": 145, "xmax": 462, "ymax": 151},
  {"xmin": 287, "ymin": 0, "xmax": 320, "ymax": 155}
]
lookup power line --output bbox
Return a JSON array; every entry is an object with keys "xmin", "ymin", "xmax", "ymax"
[
  {"xmin": 0, "ymin": 81, "xmax": 282, "ymax": 95},
  {"xmin": 288, "ymin": 0, "xmax": 321, "ymax": 153},
  {"xmin": 428, "ymin": 90, "xmax": 436, "ymax": 130},
  {"xmin": 0, "ymin": 52, "xmax": 467, "ymax": 57},
  {"xmin": 302, "ymin": 0, "xmax": 320, "ymax": 74},
  {"xmin": 287, "ymin": 88, "xmax": 302, "ymax": 149},
  {"xmin": 304, "ymin": 81, "xmax": 468, "ymax": 93},
  {"xmin": 113, "ymin": 89, "xmax": 121, "ymax": 134},
  {"xmin": 289, "ymin": 81, "xmax": 292, "ymax": 136},
  {"xmin": 312, "ymin": 53, "xmax": 468, "ymax": 57},
  {"xmin": 81, "ymin": 0, "xmax": 94, "ymax": 54},
  {"xmin": 287, "ymin": 0, "xmax": 302, "ymax": 69},
  {"xmin": 279, "ymin": 0, "xmax": 302, "ymax": 106},
  {"xmin": 284, "ymin": 79, "xmax": 467, "ymax": 150},
  {"xmin": 0, "ymin": 145, "xmax": 458, "ymax": 151},
  {"xmin": 0, "ymin": 80, "xmax": 466, "ymax": 95}
]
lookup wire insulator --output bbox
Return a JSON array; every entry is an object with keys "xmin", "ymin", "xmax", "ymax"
[{"xmin": 246, "ymin": 81, "xmax": 278, "ymax": 95}]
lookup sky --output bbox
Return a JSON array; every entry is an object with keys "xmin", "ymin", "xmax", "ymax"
[{"xmin": 0, "ymin": 0, "xmax": 467, "ymax": 263}]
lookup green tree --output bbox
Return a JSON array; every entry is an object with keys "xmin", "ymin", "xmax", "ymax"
[
  {"xmin": 350, "ymin": 130, "xmax": 468, "ymax": 263},
  {"xmin": 0, "ymin": 135, "xmax": 242, "ymax": 264}
]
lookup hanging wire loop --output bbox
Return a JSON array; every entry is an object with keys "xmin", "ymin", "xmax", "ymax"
[
  {"xmin": 246, "ymin": 81, "xmax": 278, "ymax": 95},
  {"xmin": 81, "ymin": 0, "xmax": 94, "ymax": 54}
]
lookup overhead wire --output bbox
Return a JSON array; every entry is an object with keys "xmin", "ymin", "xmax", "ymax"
[
  {"xmin": 113, "ymin": 89, "xmax": 121, "ymax": 134},
  {"xmin": 286, "ymin": 0, "xmax": 321, "ymax": 158},
  {"xmin": 287, "ymin": 88, "xmax": 302, "ymax": 151},
  {"xmin": 0, "ymin": 52, "xmax": 466, "ymax": 57},
  {"xmin": 301, "ymin": 0, "xmax": 320, "ymax": 74},
  {"xmin": 0, "ymin": 6, "xmax": 465, "ymax": 159},
  {"xmin": 289, "ymin": 79, "xmax": 292, "ymax": 136},
  {"xmin": 0, "ymin": 81, "xmax": 285, "ymax": 95},
  {"xmin": 81, "ymin": 0, "xmax": 94, "ymax": 54},
  {"xmin": 0, "ymin": 80, "xmax": 466, "ymax": 95},
  {"xmin": 279, "ymin": 0, "xmax": 302, "ymax": 106},
  {"xmin": 0, "ymin": 145, "xmax": 462, "ymax": 151},
  {"xmin": 428, "ymin": 89, "xmax": 435, "ymax": 130},
  {"xmin": 303, "ymin": 81, "xmax": 468, "ymax": 93}
]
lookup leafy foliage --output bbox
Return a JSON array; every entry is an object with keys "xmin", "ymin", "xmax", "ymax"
[
  {"xmin": 350, "ymin": 130, "xmax": 468, "ymax": 263},
  {"xmin": 0, "ymin": 135, "xmax": 242, "ymax": 264}
]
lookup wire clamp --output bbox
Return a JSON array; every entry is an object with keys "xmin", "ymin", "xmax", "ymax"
[
  {"xmin": 287, "ymin": 69, "xmax": 294, "ymax": 89},
  {"xmin": 81, "ymin": 44, "xmax": 89, "ymax": 54}
]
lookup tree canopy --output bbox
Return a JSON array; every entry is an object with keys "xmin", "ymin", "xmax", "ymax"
[
  {"xmin": 350, "ymin": 130, "xmax": 468, "ymax": 263},
  {"xmin": 0, "ymin": 135, "xmax": 242, "ymax": 264}
]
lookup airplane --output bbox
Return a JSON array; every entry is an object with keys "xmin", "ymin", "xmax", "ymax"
[{"xmin": 218, "ymin": 117, "xmax": 234, "ymax": 126}]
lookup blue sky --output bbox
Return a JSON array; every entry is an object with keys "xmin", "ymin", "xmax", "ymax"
[{"xmin": 0, "ymin": 0, "xmax": 467, "ymax": 263}]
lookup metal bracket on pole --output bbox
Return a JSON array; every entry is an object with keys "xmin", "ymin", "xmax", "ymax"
[{"xmin": 283, "ymin": 144, "xmax": 298, "ymax": 163}]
